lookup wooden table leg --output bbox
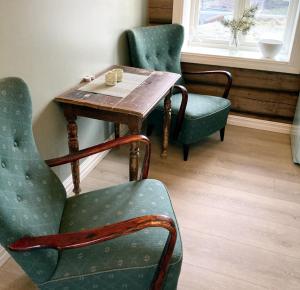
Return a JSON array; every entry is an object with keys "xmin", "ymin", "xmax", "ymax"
[
  {"xmin": 161, "ymin": 92, "xmax": 172, "ymax": 158},
  {"xmin": 65, "ymin": 110, "xmax": 81, "ymax": 195},
  {"xmin": 128, "ymin": 122, "xmax": 142, "ymax": 181}
]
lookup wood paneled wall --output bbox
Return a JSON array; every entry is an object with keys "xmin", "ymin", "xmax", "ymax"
[
  {"xmin": 149, "ymin": 0, "xmax": 300, "ymax": 122},
  {"xmin": 149, "ymin": 0, "xmax": 173, "ymax": 24},
  {"xmin": 182, "ymin": 63, "xmax": 299, "ymax": 121}
]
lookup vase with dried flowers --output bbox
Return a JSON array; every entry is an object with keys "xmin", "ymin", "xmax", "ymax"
[{"xmin": 221, "ymin": 5, "xmax": 258, "ymax": 50}]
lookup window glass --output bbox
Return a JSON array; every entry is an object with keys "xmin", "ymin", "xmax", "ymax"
[
  {"xmin": 246, "ymin": 0, "xmax": 291, "ymax": 42},
  {"xmin": 197, "ymin": 0, "xmax": 235, "ymax": 41}
]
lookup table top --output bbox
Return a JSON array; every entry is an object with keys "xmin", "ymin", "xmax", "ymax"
[{"xmin": 55, "ymin": 65, "xmax": 181, "ymax": 118}]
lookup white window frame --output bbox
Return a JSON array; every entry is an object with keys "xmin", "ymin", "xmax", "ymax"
[
  {"xmin": 191, "ymin": 0, "xmax": 298, "ymax": 53},
  {"xmin": 173, "ymin": 0, "xmax": 300, "ymax": 74}
]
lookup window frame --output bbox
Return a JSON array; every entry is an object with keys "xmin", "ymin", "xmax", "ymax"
[
  {"xmin": 189, "ymin": 0, "xmax": 299, "ymax": 55},
  {"xmin": 172, "ymin": 0, "xmax": 300, "ymax": 74}
]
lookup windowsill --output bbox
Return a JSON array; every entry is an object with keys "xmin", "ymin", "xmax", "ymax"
[{"xmin": 181, "ymin": 46, "xmax": 299, "ymax": 74}]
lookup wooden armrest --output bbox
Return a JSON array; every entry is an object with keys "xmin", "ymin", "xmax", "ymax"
[
  {"xmin": 9, "ymin": 215, "xmax": 177, "ymax": 290},
  {"xmin": 184, "ymin": 70, "xmax": 233, "ymax": 99},
  {"xmin": 45, "ymin": 135, "xmax": 151, "ymax": 180},
  {"xmin": 172, "ymin": 85, "xmax": 188, "ymax": 140}
]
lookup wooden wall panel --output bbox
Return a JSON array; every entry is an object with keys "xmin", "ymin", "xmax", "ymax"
[
  {"xmin": 149, "ymin": 0, "xmax": 173, "ymax": 24},
  {"xmin": 182, "ymin": 63, "xmax": 300, "ymax": 92},
  {"xmin": 182, "ymin": 63, "xmax": 300, "ymax": 121},
  {"xmin": 148, "ymin": 1, "xmax": 300, "ymax": 122}
]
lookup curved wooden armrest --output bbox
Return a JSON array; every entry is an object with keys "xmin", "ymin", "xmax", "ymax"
[
  {"xmin": 172, "ymin": 85, "xmax": 188, "ymax": 140},
  {"xmin": 9, "ymin": 215, "xmax": 177, "ymax": 290},
  {"xmin": 185, "ymin": 70, "xmax": 233, "ymax": 99},
  {"xmin": 46, "ymin": 135, "xmax": 151, "ymax": 180}
]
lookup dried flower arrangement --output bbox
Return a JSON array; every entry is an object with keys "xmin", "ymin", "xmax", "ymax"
[{"xmin": 221, "ymin": 5, "xmax": 259, "ymax": 48}]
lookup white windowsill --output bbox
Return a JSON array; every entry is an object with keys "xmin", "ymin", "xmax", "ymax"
[{"xmin": 181, "ymin": 45, "xmax": 299, "ymax": 74}]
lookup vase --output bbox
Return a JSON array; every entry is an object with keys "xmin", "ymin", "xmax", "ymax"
[{"xmin": 229, "ymin": 30, "xmax": 240, "ymax": 50}]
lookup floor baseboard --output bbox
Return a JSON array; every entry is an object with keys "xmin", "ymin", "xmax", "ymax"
[
  {"xmin": 228, "ymin": 114, "xmax": 292, "ymax": 134},
  {"xmin": 63, "ymin": 126, "xmax": 127, "ymax": 195},
  {"xmin": 0, "ymin": 248, "xmax": 9, "ymax": 268},
  {"xmin": 62, "ymin": 150, "xmax": 109, "ymax": 195}
]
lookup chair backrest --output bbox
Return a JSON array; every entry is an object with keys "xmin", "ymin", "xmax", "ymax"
[
  {"xmin": 127, "ymin": 24, "xmax": 184, "ymax": 75},
  {"xmin": 0, "ymin": 77, "xmax": 66, "ymax": 284}
]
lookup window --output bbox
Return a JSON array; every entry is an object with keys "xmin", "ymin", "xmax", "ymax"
[
  {"xmin": 192, "ymin": 0, "xmax": 235, "ymax": 43},
  {"xmin": 189, "ymin": 0, "xmax": 299, "ymax": 53},
  {"xmin": 173, "ymin": 0, "xmax": 300, "ymax": 73},
  {"xmin": 245, "ymin": 0, "xmax": 292, "ymax": 44}
]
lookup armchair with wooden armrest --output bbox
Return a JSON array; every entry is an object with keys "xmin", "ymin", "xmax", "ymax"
[
  {"xmin": 127, "ymin": 24, "xmax": 233, "ymax": 160},
  {"xmin": 0, "ymin": 77, "xmax": 182, "ymax": 290}
]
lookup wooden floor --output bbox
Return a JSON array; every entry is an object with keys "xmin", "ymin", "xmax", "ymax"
[{"xmin": 1, "ymin": 125, "xmax": 300, "ymax": 290}]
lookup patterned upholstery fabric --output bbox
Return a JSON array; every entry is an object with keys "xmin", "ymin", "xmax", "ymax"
[
  {"xmin": 291, "ymin": 94, "xmax": 300, "ymax": 164},
  {"xmin": 127, "ymin": 24, "xmax": 231, "ymax": 145},
  {"xmin": 0, "ymin": 78, "xmax": 66, "ymax": 284},
  {"xmin": 0, "ymin": 77, "xmax": 182, "ymax": 289},
  {"xmin": 40, "ymin": 180, "xmax": 182, "ymax": 290},
  {"xmin": 127, "ymin": 24, "xmax": 183, "ymax": 76},
  {"xmin": 151, "ymin": 93, "xmax": 231, "ymax": 144}
]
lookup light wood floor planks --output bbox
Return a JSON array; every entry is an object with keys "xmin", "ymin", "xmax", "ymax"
[{"xmin": 1, "ymin": 125, "xmax": 300, "ymax": 290}]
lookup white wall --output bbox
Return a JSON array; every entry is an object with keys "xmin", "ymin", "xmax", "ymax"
[
  {"xmin": 0, "ymin": 0, "xmax": 147, "ymax": 268},
  {"xmin": 289, "ymin": 17, "xmax": 300, "ymax": 71},
  {"xmin": 0, "ymin": 0, "xmax": 147, "ymax": 179}
]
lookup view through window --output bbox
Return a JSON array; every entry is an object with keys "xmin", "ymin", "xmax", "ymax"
[{"xmin": 193, "ymin": 0, "xmax": 295, "ymax": 50}]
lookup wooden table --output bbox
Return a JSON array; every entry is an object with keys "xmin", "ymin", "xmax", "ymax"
[{"xmin": 55, "ymin": 65, "xmax": 181, "ymax": 194}]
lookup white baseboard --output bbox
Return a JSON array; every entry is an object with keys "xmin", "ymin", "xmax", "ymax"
[
  {"xmin": 62, "ymin": 150, "xmax": 109, "ymax": 195},
  {"xmin": 228, "ymin": 114, "xmax": 292, "ymax": 134},
  {"xmin": 0, "ymin": 126, "xmax": 128, "ymax": 268},
  {"xmin": 63, "ymin": 150, "xmax": 109, "ymax": 196},
  {"xmin": 0, "ymin": 248, "xmax": 9, "ymax": 268},
  {"xmin": 63, "ymin": 125, "xmax": 127, "ymax": 195}
]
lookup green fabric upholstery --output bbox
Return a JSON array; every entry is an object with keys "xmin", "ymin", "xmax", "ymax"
[
  {"xmin": 291, "ymin": 94, "xmax": 300, "ymax": 164},
  {"xmin": 151, "ymin": 93, "xmax": 231, "ymax": 144},
  {"xmin": 0, "ymin": 78, "xmax": 66, "ymax": 284},
  {"xmin": 0, "ymin": 77, "xmax": 182, "ymax": 289},
  {"xmin": 40, "ymin": 180, "xmax": 182, "ymax": 290},
  {"xmin": 127, "ymin": 24, "xmax": 184, "ymax": 84},
  {"xmin": 127, "ymin": 24, "xmax": 231, "ymax": 146}
]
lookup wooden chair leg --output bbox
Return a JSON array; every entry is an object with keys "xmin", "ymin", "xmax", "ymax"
[
  {"xmin": 147, "ymin": 124, "xmax": 154, "ymax": 137},
  {"xmin": 114, "ymin": 123, "xmax": 120, "ymax": 139},
  {"xmin": 220, "ymin": 127, "xmax": 225, "ymax": 142},
  {"xmin": 183, "ymin": 144, "xmax": 190, "ymax": 161}
]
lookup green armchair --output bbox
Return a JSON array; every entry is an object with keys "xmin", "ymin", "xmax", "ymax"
[
  {"xmin": 0, "ymin": 77, "xmax": 182, "ymax": 290},
  {"xmin": 127, "ymin": 24, "xmax": 232, "ymax": 160}
]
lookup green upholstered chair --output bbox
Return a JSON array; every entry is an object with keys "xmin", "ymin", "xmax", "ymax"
[
  {"xmin": 0, "ymin": 77, "xmax": 182, "ymax": 290},
  {"xmin": 127, "ymin": 24, "xmax": 232, "ymax": 160}
]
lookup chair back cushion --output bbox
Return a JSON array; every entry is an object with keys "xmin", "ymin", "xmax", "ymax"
[
  {"xmin": 127, "ymin": 24, "xmax": 184, "ymax": 75},
  {"xmin": 0, "ymin": 78, "xmax": 66, "ymax": 283}
]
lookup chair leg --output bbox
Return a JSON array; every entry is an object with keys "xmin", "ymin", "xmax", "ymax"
[
  {"xmin": 114, "ymin": 123, "xmax": 120, "ymax": 139},
  {"xmin": 183, "ymin": 144, "xmax": 190, "ymax": 161},
  {"xmin": 220, "ymin": 127, "xmax": 225, "ymax": 142},
  {"xmin": 146, "ymin": 124, "xmax": 154, "ymax": 137}
]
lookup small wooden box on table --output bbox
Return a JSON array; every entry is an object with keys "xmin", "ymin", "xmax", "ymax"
[{"xmin": 55, "ymin": 65, "xmax": 181, "ymax": 194}]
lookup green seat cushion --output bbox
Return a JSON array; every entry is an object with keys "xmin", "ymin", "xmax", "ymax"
[
  {"xmin": 156, "ymin": 93, "xmax": 230, "ymax": 120},
  {"xmin": 40, "ymin": 179, "xmax": 182, "ymax": 290},
  {"xmin": 150, "ymin": 93, "xmax": 231, "ymax": 145}
]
